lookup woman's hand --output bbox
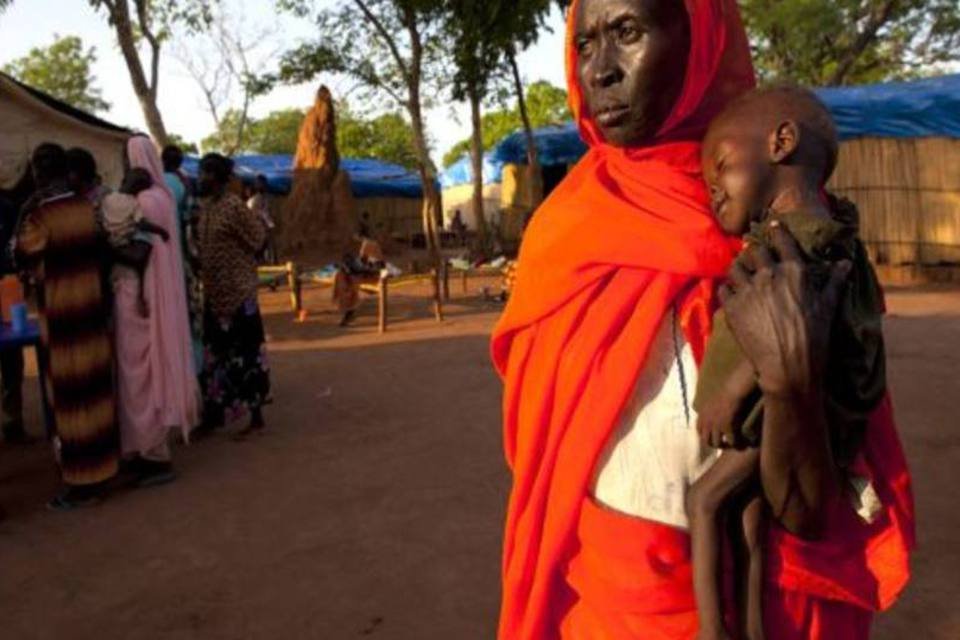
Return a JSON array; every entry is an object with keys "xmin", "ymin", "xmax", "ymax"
[
  {"xmin": 718, "ymin": 223, "xmax": 850, "ymax": 536},
  {"xmin": 719, "ymin": 223, "xmax": 850, "ymax": 400}
]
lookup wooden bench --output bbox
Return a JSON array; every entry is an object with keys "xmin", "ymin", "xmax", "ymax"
[
  {"xmin": 299, "ymin": 267, "xmax": 443, "ymax": 333},
  {"xmin": 441, "ymin": 262, "xmax": 505, "ymax": 300},
  {"xmin": 258, "ymin": 262, "xmax": 302, "ymax": 314}
]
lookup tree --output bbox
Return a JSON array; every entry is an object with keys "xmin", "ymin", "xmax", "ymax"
[
  {"xmin": 277, "ymin": 0, "xmax": 446, "ymax": 258},
  {"xmin": 167, "ymin": 133, "xmax": 199, "ymax": 154},
  {"xmin": 337, "ymin": 105, "xmax": 421, "ymax": 169},
  {"xmin": 499, "ymin": 1, "xmax": 568, "ymax": 209},
  {"xmin": 3, "ymin": 35, "xmax": 110, "ymax": 113},
  {"xmin": 199, "ymin": 104, "xmax": 420, "ymax": 166},
  {"xmin": 442, "ymin": 81, "xmax": 570, "ymax": 167},
  {"xmin": 742, "ymin": 0, "xmax": 960, "ymax": 86},
  {"xmin": 443, "ymin": 0, "xmax": 515, "ymax": 239},
  {"xmin": 173, "ymin": 2, "xmax": 277, "ymax": 155},
  {"xmin": 246, "ymin": 109, "xmax": 306, "ymax": 155},
  {"xmin": 89, "ymin": 0, "xmax": 215, "ymax": 144}
]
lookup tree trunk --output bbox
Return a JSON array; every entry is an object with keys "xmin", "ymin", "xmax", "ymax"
[
  {"xmin": 508, "ymin": 48, "xmax": 543, "ymax": 210},
  {"xmin": 408, "ymin": 94, "xmax": 441, "ymax": 266},
  {"xmin": 107, "ymin": 1, "xmax": 168, "ymax": 144},
  {"xmin": 468, "ymin": 84, "xmax": 489, "ymax": 244}
]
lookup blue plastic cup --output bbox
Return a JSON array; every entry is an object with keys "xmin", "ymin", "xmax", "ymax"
[{"xmin": 10, "ymin": 303, "xmax": 28, "ymax": 333}]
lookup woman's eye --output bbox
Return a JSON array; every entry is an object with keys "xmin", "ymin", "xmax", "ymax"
[
  {"xmin": 619, "ymin": 24, "xmax": 641, "ymax": 42},
  {"xmin": 576, "ymin": 37, "xmax": 593, "ymax": 55}
]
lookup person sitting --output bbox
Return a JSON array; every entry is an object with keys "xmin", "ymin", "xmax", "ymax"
[
  {"xmin": 102, "ymin": 168, "xmax": 171, "ymax": 317},
  {"xmin": 450, "ymin": 209, "xmax": 468, "ymax": 247},
  {"xmin": 334, "ymin": 231, "xmax": 385, "ymax": 327}
]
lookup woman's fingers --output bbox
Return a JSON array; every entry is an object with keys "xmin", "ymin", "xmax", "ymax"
[
  {"xmin": 739, "ymin": 243, "xmax": 775, "ymax": 274},
  {"xmin": 729, "ymin": 261, "xmax": 752, "ymax": 288},
  {"xmin": 718, "ymin": 283, "xmax": 734, "ymax": 302},
  {"xmin": 769, "ymin": 222, "xmax": 803, "ymax": 263}
]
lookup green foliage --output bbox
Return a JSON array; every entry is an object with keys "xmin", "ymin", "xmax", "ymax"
[
  {"xmin": 442, "ymin": 80, "xmax": 570, "ymax": 167},
  {"xmin": 246, "ymin": 109, "xmax": 306, "ymax": 155},
  {"xmin": 199, "ymin": 103, "xmax": 420, "ymax": 167},
  {"xmin": 337, "ymin": 105, "xmax": 420, "ymax": 169},
  {"xmin": 276, "ymin": 0, "xmax": 446, "ymax": 112},
  {"xmin": 166, "ymin": 134, "xmax": 199, "ymax": 154},
  {"xmin": 741, "ymin": 0, "xmax": 960, "ymax": 86},
  {"xmin": 3, "ymin": 35, "xmax": 110, "ymax": 113}
]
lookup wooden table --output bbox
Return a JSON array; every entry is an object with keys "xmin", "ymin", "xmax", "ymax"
[{"xmin": 302, "ymin": 269, "xmax": 444, "ymax": 334}]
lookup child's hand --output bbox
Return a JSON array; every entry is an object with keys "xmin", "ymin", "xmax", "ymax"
[{"xmin": 697, "ymin": 359, "xmax": 756, "ymax": 448}]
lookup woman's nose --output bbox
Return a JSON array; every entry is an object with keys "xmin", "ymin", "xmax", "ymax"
[{"xmin": 591, "ymin": 41, "xmax": 623, "ymax": 88}]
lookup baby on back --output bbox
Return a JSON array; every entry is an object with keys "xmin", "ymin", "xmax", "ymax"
[{"xmin": 686, "ymin": 86, "xmax": 886, "ymax": 640}]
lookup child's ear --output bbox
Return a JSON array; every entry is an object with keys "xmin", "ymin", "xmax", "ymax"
[{"xmin": 768, "ymin": 120, "xmax": 799, "ymax": 164}]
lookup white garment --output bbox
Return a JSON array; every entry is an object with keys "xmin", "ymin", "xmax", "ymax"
[{"xmin": 591, "ymin": 313, "xmax": 718, "ymax": 530}]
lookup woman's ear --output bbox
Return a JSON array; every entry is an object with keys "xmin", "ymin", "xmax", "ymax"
[{"xmin": 768, "ymin": 120, "xmax": 799, "ymax": 164}]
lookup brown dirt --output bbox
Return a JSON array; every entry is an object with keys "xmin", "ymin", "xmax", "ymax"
[{"xmin": 0, "ymin": 281, "xmax": 956, "ymax": 639}]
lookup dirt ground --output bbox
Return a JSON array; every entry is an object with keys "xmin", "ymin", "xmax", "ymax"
[{"xmin": 0, "ymin": 280, "xmax": 957, "ymax": 639}]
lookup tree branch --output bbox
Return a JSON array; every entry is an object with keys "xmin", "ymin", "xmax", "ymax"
[
  {"xmin": 827, "ymin": 0, "xmax": 898, "ymax": 85},
  {"xmin": 353, "ymin": 0, "xmax": 409, "ymax": 83},
  {"xmin": 133, "ymin": 0, "xmax": 162, "ymax": 96}
]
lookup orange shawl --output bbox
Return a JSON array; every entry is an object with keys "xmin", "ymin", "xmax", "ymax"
[{"xmin": 492, "ymin": 1, "xmax": 913, "ymax": 638}]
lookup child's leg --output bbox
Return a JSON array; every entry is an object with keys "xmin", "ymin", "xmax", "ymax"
[
  {"xmin": 686, "ymin": 447, "xmax": 761, "ymax": 640},
  {"xmin": 739, "ymin": 494, "xmax": 766, "ymax": 640}
]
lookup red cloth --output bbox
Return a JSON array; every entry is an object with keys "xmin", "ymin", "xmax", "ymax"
[
  {"xmin": 491, "ymin": 1, "xmax": 914, "ymax": 638},
  {"xmin": 560, "ymin": 499, "xmax": 873, "ymax": 640}
]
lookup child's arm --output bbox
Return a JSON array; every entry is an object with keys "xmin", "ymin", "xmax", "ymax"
[{"xmin": 137, "ymin": 219, "xmax": 170, "ymax": 243}]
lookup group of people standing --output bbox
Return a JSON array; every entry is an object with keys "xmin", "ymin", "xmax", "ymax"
[{"xmin": 0, "ymin": 137, "xmax": 272, "ymax": 510}]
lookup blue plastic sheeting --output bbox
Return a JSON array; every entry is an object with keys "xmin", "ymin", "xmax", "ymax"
[
  {"xmin": 440, "ymin": 123, "xmax": 586, "ymax": 188},
  {"xmin": 439, "ymin": 74, "xmax": 960, "ymax": 187},
  {"xmin": 181, "ymin": 154, "xmax": 428, "ymax": 198},
  {"xmin": 818, "ymin": 74, "xmax": 960, "ymax": 140}
]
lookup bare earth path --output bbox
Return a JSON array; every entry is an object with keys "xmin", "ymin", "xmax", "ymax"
[{"xmin": 0, "ymin": 282, "xmax": 956, "ymax": 639}]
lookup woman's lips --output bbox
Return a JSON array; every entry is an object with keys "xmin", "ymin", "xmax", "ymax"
[{"xmin": 594, "ymin": 105, "xmax": 630, "ymax": 127}]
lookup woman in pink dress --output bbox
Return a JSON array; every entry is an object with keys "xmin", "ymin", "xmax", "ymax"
[{"xmin": 115, "ymin": 135, "xmax": 200, "ymax": 486}]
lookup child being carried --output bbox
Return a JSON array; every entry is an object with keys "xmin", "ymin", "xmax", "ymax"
[
  {"xmin": 687, "ymin": 86, "xmax": 887, "ymax": 640},
  {"xmin": 102, "ymin": 167, "xmax": 170, "ymax": 317}
]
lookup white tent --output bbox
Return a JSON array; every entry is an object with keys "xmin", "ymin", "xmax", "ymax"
[{"xmin": 0, "ymin": 72, "xmax": 130, "ymax": 190}]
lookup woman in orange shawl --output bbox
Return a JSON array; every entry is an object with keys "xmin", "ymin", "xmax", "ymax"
[{"xmin": 492, "ymin": 1, "xmax": 914, "ymax": 638}]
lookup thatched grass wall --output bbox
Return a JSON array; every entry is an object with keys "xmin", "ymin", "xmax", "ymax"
[
  {"xmin": 267, "ymin": 193, "xmax": 425, "ymax": 258},
  {"xmin": 829, "ymin": 137, "xmax": 960, "ymax": 266}
]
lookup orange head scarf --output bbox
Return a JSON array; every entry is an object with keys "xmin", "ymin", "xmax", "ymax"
[{"xmin": 492, "ymin": 1, "xmax": 754, "ymax": 638}]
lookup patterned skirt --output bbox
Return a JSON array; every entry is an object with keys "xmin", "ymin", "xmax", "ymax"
[{"xmin": 200, "ymin": 298, "xmax": 271, "ymax": 418}]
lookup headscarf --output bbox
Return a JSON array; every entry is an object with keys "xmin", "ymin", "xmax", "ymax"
[
  {"xmin": 123, "ymin": 136, "xmax": 200, "ymax": 442},
  {"xmin": 492, "ymin": 2, "xmax": 754, "ymax": 637}
]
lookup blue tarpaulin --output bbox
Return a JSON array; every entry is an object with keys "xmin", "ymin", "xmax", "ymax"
[
  {"xmin": 440, "ymin": 73, "xmax": 960, "ymax": 188},
  {"xmin": 182, "ymin": 154, "xmax": 428, "ymax": 198}
]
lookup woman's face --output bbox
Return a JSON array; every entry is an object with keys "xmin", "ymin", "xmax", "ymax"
[
  {"xmin": 198, "ymin": 166, "xmax": 223, "ymax": 197},
  {"xmin": 575, "ymin": 0, "xmax": 690, "ymax": 147}
]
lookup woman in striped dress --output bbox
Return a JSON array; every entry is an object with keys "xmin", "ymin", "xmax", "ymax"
[{"xmin": 16, "ymin": 143, "xmax": 119, "ymax": 509}]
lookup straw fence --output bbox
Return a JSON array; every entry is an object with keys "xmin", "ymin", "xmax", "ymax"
[{"xmin": 829, "ymin": 137, "xmax": 960, "ymax": 266}]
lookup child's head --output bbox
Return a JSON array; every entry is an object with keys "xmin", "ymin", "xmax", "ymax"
[
  {"xmin": 702, "ymin": 86, "xmax": 838, "ymax": 235},
  {"xmin": 121, "ymin": 168, "xmax": 153, "ymax": 195}
]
